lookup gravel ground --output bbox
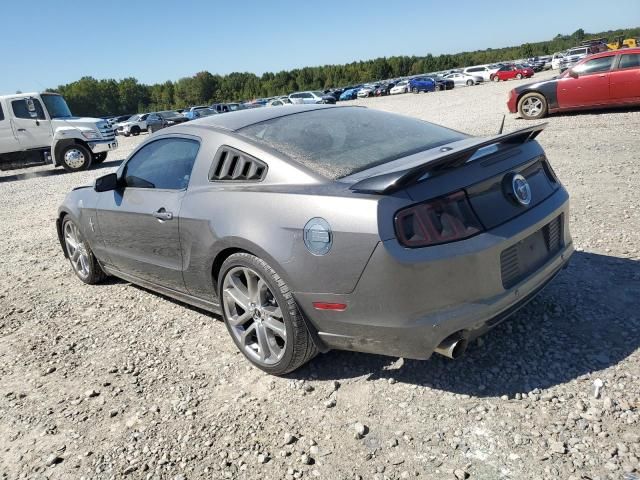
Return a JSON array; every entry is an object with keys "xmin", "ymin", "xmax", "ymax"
[{"xmin": 1, "ymin": 70, "xmax": 639, "ymax": 480}]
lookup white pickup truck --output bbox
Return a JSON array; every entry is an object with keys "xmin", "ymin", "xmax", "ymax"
[{"xmin": 0, "ymin": 92, "xmax": 117, "ymax": 172}]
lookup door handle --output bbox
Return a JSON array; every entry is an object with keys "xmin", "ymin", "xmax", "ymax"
[
  {"xmin": 153, "ymin": 208, "xmax": 173, "ymax": 221},
  {"xmin": 17, "ymin": 128, "xmax": 26, "ymax": 132}
]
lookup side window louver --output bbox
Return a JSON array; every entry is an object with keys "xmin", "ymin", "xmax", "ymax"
[{"xmin": 209, "ymin": 146, "xmax": 267, "ymax": 182}]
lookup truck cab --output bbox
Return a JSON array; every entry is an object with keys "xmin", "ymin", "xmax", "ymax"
[{"xmin": 0, "ymin": 92, "xmax": 117, "ymax": 172}]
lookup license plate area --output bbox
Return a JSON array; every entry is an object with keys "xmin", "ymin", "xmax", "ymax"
[{"xmin": 500, "ymin": 215, "xmax": 562, "ymax": 289}]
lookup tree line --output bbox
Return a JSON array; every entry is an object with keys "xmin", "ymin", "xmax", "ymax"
[{"xmin": 47, "ymin": 27, "xmax": 639, "ymax": 117}]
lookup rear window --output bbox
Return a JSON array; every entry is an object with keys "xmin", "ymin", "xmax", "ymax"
[
  {"xmin": 237, "ymin": 107, "xmax": 466, "ymax": 179},
  {"xmin": 0, "ymin": 103, "xmax": 4, "ymax": 121}
]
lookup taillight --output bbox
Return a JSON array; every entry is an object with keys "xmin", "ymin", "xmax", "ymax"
[{"xmin": 395, "ymin": 191, "xmax": 483, "ymax": 247}]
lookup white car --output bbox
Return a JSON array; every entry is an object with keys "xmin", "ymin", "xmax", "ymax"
[
  {"xmin": 267, "ymin": 97, "xmax": 293, "ymax": 107},
  {"xmin": 390, "ymin": 80, "xmax": 409, "ymax": 94},
  {"xmin": 357, "ymin": 85, "xmax": 378, "ymax": 98},
  {"xmin": 115, "ymin": 113, "xmax": 150, "ymax": 136},
  {"xmin": 551, "ymin": 52, "xmax": 565, "ymax": 70},
  {"xmin": 462, "ymin": 65, "xmax": 500, "ymax": 82},
  {"xmin": 444, "ymin": 72, "xmax": 483, "ymax": 86},
  {"xmin": 288, "ymin": 91, "xmax": 332, "ymax": 104}
]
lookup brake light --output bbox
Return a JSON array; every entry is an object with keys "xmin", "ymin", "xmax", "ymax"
[{"xmin": 395, "ymin": 191, "xmax": 483, "ymax": 247}]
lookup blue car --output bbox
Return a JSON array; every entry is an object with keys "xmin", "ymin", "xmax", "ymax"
[
  {"xmin": 339, "ymin": 88, "xmax": 359, "ymax": 101},
  {"xmin": 408, "ymin": 77, "xmax": 436, "ymax": 93}
]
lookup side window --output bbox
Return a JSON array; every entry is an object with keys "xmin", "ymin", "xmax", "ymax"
[
  {"xmin": 574, "ymin": 56, "xmax": 614, "ymax": 75},
  {"xmin": 290, "ymin": 93, "xmax": 299, "ymax": 99},
  {"xmin": 619, "ymin": 54, "xmax": 640, "ymax": 69},
  {"xmin": 123, "ymin": 138, "xmax": 200, "ymax": 190},
  {"xmin": 12, "ymin": 98, "xmax": 46, "ymax": 120},
  {"xmin": 301, "ymin": 93, "xmax": 313, "ymax": 99}
]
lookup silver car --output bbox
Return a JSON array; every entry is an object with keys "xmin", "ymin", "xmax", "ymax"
[{"xmin": 56, "ymin": 105, "xmax": 573, "ymax": 375}]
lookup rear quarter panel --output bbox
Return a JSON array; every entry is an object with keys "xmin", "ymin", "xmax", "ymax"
[{"xmin": 178, "ymin": 128, "xmax": 384, "ymax": 300}]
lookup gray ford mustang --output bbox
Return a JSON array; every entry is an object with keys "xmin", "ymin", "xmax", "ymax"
[{"xmin": 57, "ymin": 105, "xmax": 573, "ymax": 374}]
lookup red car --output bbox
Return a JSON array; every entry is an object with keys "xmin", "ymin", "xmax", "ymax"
[
  {"xmin": 507, "ymin": 48, "xmax": 640, "ymax": 119},
  {"xmin": 491, "ymin": 64, "xmax": 534, "ymax": 82}
]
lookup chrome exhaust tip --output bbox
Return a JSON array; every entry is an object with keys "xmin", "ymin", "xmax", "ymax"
[{"xmin": 434, "ymin": 335, "xmax": 468, "ymax": 359}]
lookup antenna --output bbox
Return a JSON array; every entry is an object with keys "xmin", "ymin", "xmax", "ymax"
[{"xmin": 497, "ymin": 114, "xmax": 505, "ymax": 134}]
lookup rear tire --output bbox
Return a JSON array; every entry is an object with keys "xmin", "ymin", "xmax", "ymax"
[
  {"xmin": 60, "ymin": 144, "xmax": 93, "ymax": 172},
  {"xmin": 218, "ymin": 253, "xmax": 318, "ymax": 375},
  {"xmin": 517, "ymin": 92, "xmax": 548, "ymax": 120},
  {"xmin": 93, "ymin": 152, "xmax": 107, "ymax": 164}
]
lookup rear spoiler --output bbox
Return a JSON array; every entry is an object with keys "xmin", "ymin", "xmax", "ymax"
[{"xmin": 350, "ymin": 123, "xmax": 547, "ymax": 194}]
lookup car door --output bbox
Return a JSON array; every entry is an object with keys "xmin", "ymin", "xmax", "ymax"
[
  {"xmin": 95, "ymin": 136, "xmax": 200, "ymax": 291},
  {"xmin": 10, "ymin": 97, "xmax": 52, "ymax": 149},
  {"xmin": 609, "ymin": 53, "xmax": 640, "ymax": 102},
  {"xmin": 557, "ymin": 55, "xmax": 614, "ymax": 108},
  {"xmin": 0, "ymin": 100, "xmax": 21, "ymax": 154}
]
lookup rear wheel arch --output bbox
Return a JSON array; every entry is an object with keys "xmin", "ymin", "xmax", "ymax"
[{"xmin": 211, "ymin": 247, "xmax": 250, "ymax": 293}]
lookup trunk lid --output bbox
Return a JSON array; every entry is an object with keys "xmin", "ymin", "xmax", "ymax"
[{"xmin": 349, "ymin": 124, "xmax": 559, "ymax": 232}]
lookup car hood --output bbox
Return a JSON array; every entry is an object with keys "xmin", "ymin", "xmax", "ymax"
[
  {"xmin": 512, "ymin": 76, "xmax": 559, "ymax": 94},
  {"xmin": 51, "ymin": 117, "xmax": 106, "ymax": 129}
]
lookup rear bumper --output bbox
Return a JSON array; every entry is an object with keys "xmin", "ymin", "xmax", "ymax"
[{"xmin": 295, "ymin": 187, "xmax": 572, "ymax": 360}]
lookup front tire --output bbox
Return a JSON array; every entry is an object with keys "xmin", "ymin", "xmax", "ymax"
[
  {"xmin": 516, "ymin": 73, "xmax": 523, "ymax": 80},
  {"xmin": 466, "ymin": 79, "xmax": 474, "ymax": 86},
  {"xmin": 517, "ymin": 92, "xmax": 548, "ymax": 120},
  {"xmin": 60, "ymin": 144, "xmax": 92, "ymax": 172},
  {"xmin": 412, "ymin": 87, "xmax": 419, "ymax": 94},
  {"xmin": 219, "ymin": 253, "xmax": 318, "ymax": 375},
  {"xmin": 62, "ymin": 217, "xmax": 106, "ymax": 284},
  {"xmin": 131, "ymin": 126, "xmax": 141, "ymax": 136},
  {"xmin": 493, "ymin": 75, "xmax": 500, "ymax": 82}
]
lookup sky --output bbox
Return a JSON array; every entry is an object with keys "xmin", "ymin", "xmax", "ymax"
[{"xmin": 1, "ymin": 0, "xmax": 637, "ymax": 93}]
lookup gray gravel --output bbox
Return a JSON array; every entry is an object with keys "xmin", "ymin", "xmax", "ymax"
[{"xmin": 1, "ymin": 71, "xmax": 639, "ymax": 479}]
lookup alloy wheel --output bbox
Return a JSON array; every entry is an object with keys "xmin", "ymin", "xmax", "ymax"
[
  {"xmin": 222, "ymin": 266, "xmax": 287, "ymax": 366},
  {"xmin": 64, "ymin": 148, "xmax": 87, "ymax": 169},
  {"xmin": 521, "ymin": 97, "xmax": 544, "ymax": 117},
  {"xmin": 64, "ymin": 221, "xmax": 90, "ymax": 279}
]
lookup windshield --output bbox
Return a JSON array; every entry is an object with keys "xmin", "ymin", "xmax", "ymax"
[
  {"xmin": 41, "ymin": 94, "xmax": 72, "ymax": 118},
  {"xmin": 237, "ymin": 107, "xmax": 466, "ymax": 180},
  {"xmin": 312, "ymin": 91, "xmax": 324, "ymax": 97}
]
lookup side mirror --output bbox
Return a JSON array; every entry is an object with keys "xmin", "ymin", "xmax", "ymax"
[
  {"xmin": 94, "ymin": 173, "xmax": 120, "ymax": 192},
  {"xmin": 25, "ymin": 97, "xmax": 38, "ymax": 118},
  {"xmin": 569, "ymin": 70, "xmax": 579, "ymax": 79}
]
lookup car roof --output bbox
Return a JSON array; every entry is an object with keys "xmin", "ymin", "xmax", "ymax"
[
  {"xmin": 187, "ymin": 104, "xmax": 340, "ymax": 132},
  {"xmin": 590, "ymin": 47, "xmax": 640, "ymax": 58}
]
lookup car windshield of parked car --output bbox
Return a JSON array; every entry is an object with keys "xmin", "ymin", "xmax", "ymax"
[
  {"xmin": 237, "ymin": 107, "xmax": 466, "ymax": 179},
  {"xmin": 573, "ymin": 56, "xmax": 614, "ymax": 74},
  {"xmin": 41, "ymin": 94, "xmax": 73, "ymax": 119}
]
